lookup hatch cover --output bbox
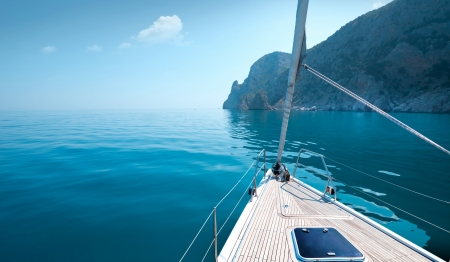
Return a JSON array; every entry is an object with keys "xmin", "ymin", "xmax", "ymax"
[{"xmin": 291, "ymin": 227, "xmax": 365, "ymax": 261}]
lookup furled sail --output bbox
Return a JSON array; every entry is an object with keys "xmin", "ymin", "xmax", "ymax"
[{"xmin": 276, "ymin": 0, "xmax": 309, "ymax": 163}]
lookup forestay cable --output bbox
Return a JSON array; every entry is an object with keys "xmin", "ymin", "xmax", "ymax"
[{"xmin": 302, "ymin": 64, "xmax": 450, "ymax": 156}]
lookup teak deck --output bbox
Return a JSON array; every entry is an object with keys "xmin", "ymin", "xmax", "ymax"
[{"xmin": 219, "ymin": 172, "xmax": 437, "ymax": 262}]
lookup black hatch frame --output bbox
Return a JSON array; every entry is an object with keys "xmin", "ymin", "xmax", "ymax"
[{"xmin": 291, "ymin": 227, "xmax": 365, "ymax": 261}]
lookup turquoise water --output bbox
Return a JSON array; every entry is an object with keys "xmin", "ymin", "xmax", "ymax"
[{"xmin": 0, "ymin": 110, "xmax": 449, "ymax": 261}]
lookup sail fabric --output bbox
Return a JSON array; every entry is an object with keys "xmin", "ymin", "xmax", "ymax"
[
  {"xmin": 288, "ymin": 0, "xmax": 308, "ymax": 87},
  {"xmin": 277, "ymin": 0, "xmax": 309, "ymax": 162}
]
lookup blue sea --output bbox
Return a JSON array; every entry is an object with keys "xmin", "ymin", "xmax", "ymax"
[{"xmin": 1, "ymin": 109, "xmax": 449, "ymax": 261}]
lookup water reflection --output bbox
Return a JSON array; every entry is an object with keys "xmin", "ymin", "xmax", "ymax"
[{"xmin": 224, "ymin": 109, "xmax": 450, "ymax": 257}]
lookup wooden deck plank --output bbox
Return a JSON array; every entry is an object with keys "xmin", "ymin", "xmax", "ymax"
[
  {"xmin": 262, "ymin": 192, "xmax": 277, "ymax": 261},
  {"xmin": 239, "ymin": 179, "xmax": 275, "ymax": 262},
  {"xmin": 226, "ymin": 177, "xmax": 432, "ymax": 262},
  {"xmin": 255, "ymin": 196, "xmax": 274, "ymax": 259}
]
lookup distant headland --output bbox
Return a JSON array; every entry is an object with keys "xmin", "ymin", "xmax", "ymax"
[{"xmin": 223, "ymin": 0, "xmax": 450, "ymax": 113}]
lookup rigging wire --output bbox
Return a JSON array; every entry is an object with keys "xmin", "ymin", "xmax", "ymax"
[
  {"xmin": 296, "ymin": 162, "xmax": 450, "ymax": 234},
  {"xmin": 302, "ymin": 63, "xmax": 450, "ymax": 156},
  {"xmin": 331, "ymin": 176, "xmax": 450, "ymax": 234},
  {"xmin": 201, "ymin": 239, "xmax": 215, "ymax": 262},
  {"xmin": 179, "ymin": 209, "xmax": 214, "ymax": 262},
  {"xmin": 180, "ymin": 158, "xmax": 265, "ymax": 261},
  {"xmin": 201, "ymin": 180, "xmax": 255, "ymax": 262},
  {"xmin": 324, "ymin": 156, "xmax": 450, "ymax": 204},
  {"xmin": 218, "ymin": 179, "xmax": 255, "ymax": 235},
  {"xmin": 215, "ymin": 162, "xmax": 255, "ymax": 208}
]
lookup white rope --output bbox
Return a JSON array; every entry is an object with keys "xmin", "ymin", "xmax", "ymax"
[
  {"xmin": 302, "ymin": 64, "xmax": 450, "ymax": 156},
  {"xmin": 324, "ymin": 157, "xmax": 450, "ymax": 204},
  {"xmin": 331, "ymin": 176, "xmax": 450, "ymax": 234},
  {"xmin": 179, "ymin": 209, "xmax": 214, "ymax": 262}
]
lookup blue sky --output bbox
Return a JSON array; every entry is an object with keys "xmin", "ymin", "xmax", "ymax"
[{"xmin": 0, "ymin": 0, "xmax": 391, "ymax": 110}]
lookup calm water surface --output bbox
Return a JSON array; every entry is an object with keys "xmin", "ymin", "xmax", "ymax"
[{"xmin": 0, "ymin": 109, "xmax": 449, "ymax": 261}]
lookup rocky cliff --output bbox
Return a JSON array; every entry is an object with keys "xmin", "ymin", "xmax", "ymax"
[
  {"xmin": 223, "ymin": 0, "xmax": 450, "ymax": 113},
  {"xmin": 222, "ymin": 52, "xmax": 291, "ymax": 110}
]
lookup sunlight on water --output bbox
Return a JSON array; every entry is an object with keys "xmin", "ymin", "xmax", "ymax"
[
  {"xmin": 378, "ymin": 170, "xmax": 401, "ymax": 176},
  {"xmin": 355, "ymin": 187, "xmax": 387, "ymax": 196}
]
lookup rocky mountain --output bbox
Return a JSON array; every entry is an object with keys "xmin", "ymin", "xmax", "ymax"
[
  {"xmin": 223, "ymin": 0, "xmax": 450, "ymax": 113},
  {"xmin": 222, "ymin": 52, "xmax": 292, "ymax": 110}
]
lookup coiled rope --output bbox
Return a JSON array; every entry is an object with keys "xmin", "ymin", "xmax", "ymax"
[{"xmin": 302, "ymin": 64, "xmax": 450, "ymax": 156}]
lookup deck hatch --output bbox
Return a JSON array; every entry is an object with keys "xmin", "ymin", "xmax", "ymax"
[{"xmin": 291, "ymin": 227, "xmax": 364, "ymax": 261}]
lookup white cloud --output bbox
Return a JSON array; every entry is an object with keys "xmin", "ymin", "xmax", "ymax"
[
  {"xmin": 132, "ymin": 15, "xmax": 183, "ymax": 44},
  {"xmin": 42, "ymin": 46, "xmax": 56, "ymax": 53},
  {"xmin": 118, "ymin": 42, "xmax": 131, "ymax": 49},
  {"xmin": 373, "ymin": 1, "xmax": 385, "ymax": 9},
  {"xmin": 87, "ymin": 44, "xmax": 103, "ymax": 52}
]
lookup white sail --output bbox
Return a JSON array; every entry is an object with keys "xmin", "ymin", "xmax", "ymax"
[{"xmin": 276, "ymin": 0, "xmax": 309, "ymax": 162}]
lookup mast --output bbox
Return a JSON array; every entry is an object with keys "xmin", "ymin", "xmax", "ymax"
[{"xmin": 276, "ymin": 0, "xmax": 309, "ymax": 163}]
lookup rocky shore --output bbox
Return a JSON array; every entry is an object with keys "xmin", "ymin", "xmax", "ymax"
[{"xmin": 223, "ymin": 0, "xmax": 450, "ymax": 113}]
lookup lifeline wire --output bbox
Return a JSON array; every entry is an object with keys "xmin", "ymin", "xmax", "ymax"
[
  {"xmin": 180, "ymin": 158, "xmax": 265, "ymax": 261},
  {"xmin": 302, "ymin": 64, "xmax": 450, "ymax": 156},
  {"xmin": 331, "ymin": 176, "xmax": 450, "ymax": 234},
  {"xmin": 295, "ymin": 161, "xmax": 450, "ymax": 233},
  {"xmin": 201, "ymin": 239, "xmax": 215, "ymax": 262},
  {"xmin": 179, "ymin": 209, "xmax": 214, "ymax": 262},
  {"xmin": 215, "ymin": 161, "xmax": 256, "ymax": 208},
  {"xmin": 203, "ymin": 166, "xmax": 264, "ymax": 261},
  {"xmin": 324, "ymin": 156, "xmax": 450, "ymax": 204},
  {"xmin": 218, "ymin": 179, "xmax": 255, "ymax": 235},
  {"xmin": 201, "ymin": 180, "xmax": 254, "ymax": 262}
]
